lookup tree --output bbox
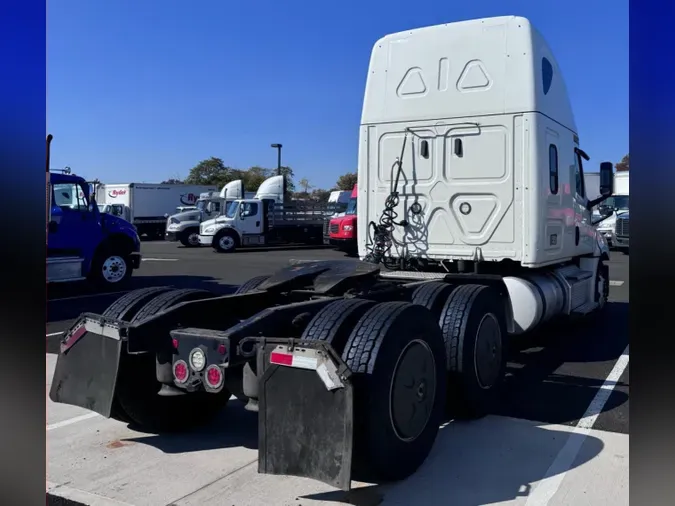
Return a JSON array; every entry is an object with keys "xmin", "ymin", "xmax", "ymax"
[
  {"xmin": 184, "ymin": 157, "xmax": 233, "ymax": 186},
  {"xmin": 615, "ymin": 154, "xmax": 629, "ymax": 172},
  {"xmin": 335, "ymin": 172, "xmax": 358, "ymax": 191},
  {"xmin": 161, "ymin": 178, "xmax": 184, "ymax": 184},
  {"xmin": 298, "ymin": 177, "xmax": 313, "ymax": 193},
  {"xmin": 310, "ymin": 188, "xmax": 331, "ymax": 202}
]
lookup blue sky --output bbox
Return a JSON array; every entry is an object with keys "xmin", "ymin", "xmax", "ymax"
[{"xmin": 48, "ymin": 0, "xmax": 628, "ymax": 189}]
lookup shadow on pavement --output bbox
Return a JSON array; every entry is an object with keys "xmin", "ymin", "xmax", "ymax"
[
  {"xmin": 124, "ymin": 400, "xmax": 258, "ymax": 452},
  {"xmin": 47, "ymin": 275, "xmax": 237, "ymax": 323},
  {"xmin": 299, "ymin": 417, "xmax": 604, "ymax": 505},
  {"xmin": 496, "ymin": 301, "xmax": 629, "ymax": 426}
]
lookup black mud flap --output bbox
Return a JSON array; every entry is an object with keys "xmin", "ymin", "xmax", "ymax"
[
  {"xmin": 257, "ymin": 339, "xmax": 354, "ymax": 491},
  {"xmin": 49, "ymin": 315, "xmax": 125, "ymax": 418}
]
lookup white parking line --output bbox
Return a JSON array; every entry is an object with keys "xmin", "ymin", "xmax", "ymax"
[
  {"xmin": 50, "ymin": 290, "xmax": 131, "ymax": 302},
  {"xmin": 47, "ymin": 412, "xmax": 99, "ymax": 431},
  {"xmin": 47, "ymin": 481, "xmax": 135, "ymax": 506},
  {"xmin": 609, "ymin": 280, "xmax": 625, "ymax": 286},
  {"xmin": 142, "ymin": 257, "xmax": 179, "ymax": 261},
  {"xmin": 525, "ymin": 345, "xmax": 630, "ymax": 505},
  {"xmin": 47, "ymin": 331, "xmax": 64, "ymax": 337}
]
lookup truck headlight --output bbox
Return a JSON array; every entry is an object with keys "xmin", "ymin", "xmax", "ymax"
[
  {"xmin": 203, "ymin": 227, "xmax": 215, "ymax": 234},
  {"xmin": 170, "ymin": 217, "xmax": 180, "ymax": 225},
  {"xmin": 343, "ymin": 225, "xmax": 353, "ymax": 232}
]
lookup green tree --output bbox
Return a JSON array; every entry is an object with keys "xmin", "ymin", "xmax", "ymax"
[
  {"xmin": 310, "ymin": 188, "xmax": 331, "ymax": 202},
  {"xmin": 184, "ymin": 157, "xmax": 233, "ymax": 186},
  {"xmin": 161, "ymin": 178, "xmax": 184, "ymax": 184},
  {"xmin": 298, "ymin": 177, "xmax": 313, "ymax": 193},
  {"xmin": 615, "ymin": 154, "xmax": 629, "ymax": 172},
  {"xmin": 335, "ymin": 172, "xmax": 358, "ymax": 191}
]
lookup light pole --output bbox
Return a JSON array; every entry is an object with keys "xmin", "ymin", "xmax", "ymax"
[{"xmin": 271, "ymin": 143, "xmax": 283, "ymax": 176}]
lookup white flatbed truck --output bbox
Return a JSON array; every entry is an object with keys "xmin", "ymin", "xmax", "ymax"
[{"xmin": 50, "ymin": 15, "xmax": 615, "ymax": 492}]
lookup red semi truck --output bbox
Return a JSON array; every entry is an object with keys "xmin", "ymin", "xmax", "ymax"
[{"xmin": 328, "ymin": 184, "xmax": 357, "ymax": 253}]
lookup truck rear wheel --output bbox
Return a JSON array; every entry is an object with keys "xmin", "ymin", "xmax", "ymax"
[
  {"xmin": 179, "ymin": 228, "xmax": 200, "ymax": 247},
  {"xmin": 342, "ymin": 301, "xmax": 447, "ymax": 483},
  {"xmin": 114, "ymin": 288, "xmax": 230, "ymax": 433},
  {"xmin": 234, "ymin": 275, "xmax": 271, "ymax": 294},
  {"xmin": 411, "ymin": 281, "xmax": 456, "ymax": 319},
  {"xmin": 301, "ymin": 298, "xmax": 376, "ymax": 354},
  {"xmin": 439, "ymin": 284, "xmax": 507, "ymax": 419},
  {"xmin": 101, "ymin": 286, "xmax": 174, "ymax": 423}
]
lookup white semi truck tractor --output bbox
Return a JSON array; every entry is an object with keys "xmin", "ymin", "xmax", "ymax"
[{"xmin": 50, "ymin": 16, "xmax": 614, "ymax": 493}]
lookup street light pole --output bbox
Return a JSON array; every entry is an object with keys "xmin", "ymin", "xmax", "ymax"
[{"xmin": 271, "ymin": 143, "xmax": 283, "ymax": 176}]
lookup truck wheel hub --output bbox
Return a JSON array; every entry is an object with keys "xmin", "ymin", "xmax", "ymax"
[
  {"xmin": 102, "ymin": 256, "xmax": 126, "ymax": 282},
  {"xmin": 220, "ymin": 236, "xmax": 234, "ymax": 249},
  {"xmin": 474, "ymin": 313, "xmax": 502, "ymax": 390},
  {"xmin": 389, "ymin": 339, "xmax": 436, "ymax": 442}
]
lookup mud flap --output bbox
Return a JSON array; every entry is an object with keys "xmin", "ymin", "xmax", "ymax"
[
  {"xmin": 48, "ymin": 316, "xmax": 124, "ymax": 418},
  {"xmin": 257, "ymin": 339, "xmax": 354, "ymax": 491}
]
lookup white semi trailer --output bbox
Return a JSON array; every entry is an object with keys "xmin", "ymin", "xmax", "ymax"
[
  {"xmin": 51, "ymin": 15, "xmax": 615, "ymax": 493},
  {"xmin": 595, "ymin": 171, "xmax": 629, "ymax": 249}
]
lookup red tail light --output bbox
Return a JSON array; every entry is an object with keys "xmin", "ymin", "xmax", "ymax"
[
  {"xmin": 205, "ymin": 365, "xmax": 223, "ymax": 389},
  {"xmin": 173, "ymin": 360, "xmax": 189, "ymax": 384}
]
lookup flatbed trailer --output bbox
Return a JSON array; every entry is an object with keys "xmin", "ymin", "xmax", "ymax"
[{"xmin": 49, "ymin": 15, "xmax": 617, "ymax": 493}]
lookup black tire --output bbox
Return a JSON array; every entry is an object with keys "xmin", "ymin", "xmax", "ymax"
[
  {"xmin": 341, "ymin": 301, "xmax": 447, "ymax": 483},
  {"xmin": 102, "ymin": 286, "xmax": 174, "ymax": 321},
  {"xmin": 115, "ymin": 288, "xmax": 229, "ymax": 432},
  {"xmin": 179, "ymin": 228, "xmax": 200, "ymax": 248},
  {"xmin": 102, "ymin": 286, "xmax": 173, "ymax": 423},
  {"xmin": 235, "ymin": 275, "xmax": 271, "ymax": 294},
  {"xmin": 130, "ymin": 288, "xmax": 214, "ymax": 324},
  {"xmin": 301, "ymin": 298, "xmax": 376, "ymax": 354},
  {"xmin": 439, "ymin": 284, "xmax": 507, "ymax": 419},
  {"xmin": 89, "ymin": 249, "xmax": 134, "ymax": 287},
  {"xmin": 411, "ymin": 281, "xmax": 456, "ymax": 319},
  {"xmin": 213, "ymin": 229, "xmax": 238, "ymax": 253}
]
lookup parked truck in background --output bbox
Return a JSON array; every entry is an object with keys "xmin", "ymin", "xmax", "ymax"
[
  {"xmin": 47, "ymin": 135, "xmax": 142, "ymax": 286},
  {"xmin": 50, "ymin": 16, "xmax": 617, "ymax": 493},
  {"xmin": 328, "ymin": 184, "xmax": 358, "ymax": 253},
  {"xmin": 322, "ymin": 190, "xmax": 352, "ymax": 244},
  {"xmin": 95, "ymin": 183, "xmax": 217, "ymax": 240},
  {"xmin": 198, "ymin": 175, "xmax": 330, "ymax": 252},
  {"xmin": 165, "ymin": 179, "xmax": 255, "ymax": 247},
  {"xmin": 595, "ymin": 171, "xmax": 629, "ymax": 249}
]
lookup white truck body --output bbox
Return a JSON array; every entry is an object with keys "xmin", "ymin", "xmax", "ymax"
[
  {"xmin": 198, "ymin": 175, "xmax": 330, "ymax": 251},
  {"xmin": 595, "ymin": 171, "xmax": 629, "ymax": 248},
  {"xmin": 165, "ymin": 179, "xmax": 255, "ymax": 246},
  {"xmin": 96, "ymin": 183, "xmax": 217, "ymax": 238}
]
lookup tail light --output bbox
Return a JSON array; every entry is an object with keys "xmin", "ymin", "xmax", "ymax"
[
  {"xmin": 205, "ymin": 365, "xmax": 224, "ymax": 389},
  {"xmin": 173, "ymin": 360, "xmax": 189, "ymax": 384},
  {"xmin": 189, "ymin": 348, "xmax": 206, "ymax": 371}
]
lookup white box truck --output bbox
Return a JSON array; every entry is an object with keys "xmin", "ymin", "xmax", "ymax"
[
  {"xmin": 96, "ymin": 183, "xmax": 217, "ymax": 239},
  {"xmin": 594, "ymin": 171, "xmax": 629, "ymax": 249}
]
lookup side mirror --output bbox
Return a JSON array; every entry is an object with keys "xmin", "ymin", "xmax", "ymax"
[{"xmin": 599, "ymin": 162, "xmax": 614, "ymax": 197}]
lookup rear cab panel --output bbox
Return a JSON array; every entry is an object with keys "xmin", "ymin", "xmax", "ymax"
[{"xmin": 357, "ymin": 16, "xmax": 585, "ymax": 267}]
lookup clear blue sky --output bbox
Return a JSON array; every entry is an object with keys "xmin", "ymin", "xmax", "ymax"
[{"xmin": 48, "ymin": 0, "xmax": 628, "ymax": 189}]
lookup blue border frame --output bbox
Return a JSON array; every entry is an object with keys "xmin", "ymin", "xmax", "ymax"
[
  {"xmin": 0, "ymin": 1, "xmax": 46, "ymax": 504},
  {"xmin": 630, "ymin": 0, "xmax": 675, "ymax": 503}
]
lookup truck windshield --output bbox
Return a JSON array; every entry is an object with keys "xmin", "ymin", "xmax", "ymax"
[
  {"xmin": 196, "ymin": 200, "xmax": 208, "ymax": 212},
  {"xmin": 225, "ymin": 201, "xmax": 239, "ymax": 218},
  {"xmin": 345, "ymin": 197, "xmax": 357, "ymax": 215},
  {"xmin": 605, "ymin": 196, "xmax": 629, "ymax": 211}
]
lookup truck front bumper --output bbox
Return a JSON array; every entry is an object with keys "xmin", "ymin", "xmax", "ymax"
[
  {"xmin": 165, "ymin": 231, "xmax": 179, "ymax": 242},
  {"xmin": 597, "ymin": 229, "xmax": 615, "ymax": 247},
  {"xmin": 198, "ymin": 234, "xmax": 214, "ymax": 246},
  {"xmin": 130, "ymin": 252, "xmax": 142, "ymax": 269}
]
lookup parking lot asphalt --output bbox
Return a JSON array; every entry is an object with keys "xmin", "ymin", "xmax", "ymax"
[{"xmin": 46, "ymin": 242, "xmax": 629, "ymax": 506}]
